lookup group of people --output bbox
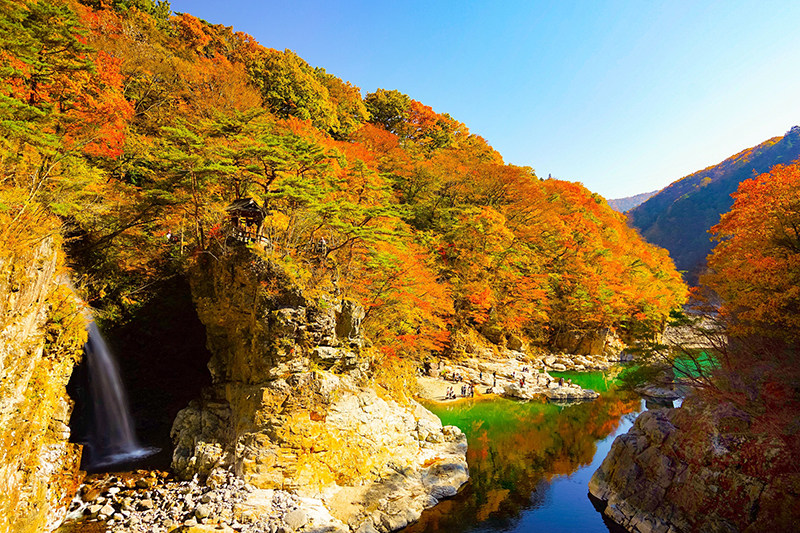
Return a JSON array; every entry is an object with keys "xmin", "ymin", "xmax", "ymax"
[
  {"xmin": 446, "ymin": 371, "xmax": 465, "ymax": 383},
  {"xmin": 445, "ymin": 382, "xmax": 475, "ymax": 399},
  {"xmin": 438, "ymin": 361, "xmax": 577, "ymax": 402}
]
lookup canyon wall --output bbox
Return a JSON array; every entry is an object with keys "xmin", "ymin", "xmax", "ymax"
[
  {"xmin": 0, "ymin": 237, "xmax": 85, "ymax": 533},
  {"xmin": 589, "ymin": 395, "xmax": 800, "ymax": 532},
  {"xmin": 171, "ymin": 242, "xmax": 468, "ymax": 532}
]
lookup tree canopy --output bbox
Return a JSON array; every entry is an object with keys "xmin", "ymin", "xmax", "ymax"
[
  {"xmin": 704, "ymin": 162, "xmax": 800, "ymax": 341},
  {"xmin": 0, "ymin": 0, "xmax": 687, "ymax": 361}
]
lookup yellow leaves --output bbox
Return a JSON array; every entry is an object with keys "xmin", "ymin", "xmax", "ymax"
[{"xmin": 370, "ymin": 348, "xmax": 419, "ymax": 405}]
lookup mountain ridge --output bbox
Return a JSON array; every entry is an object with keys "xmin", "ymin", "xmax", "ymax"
[
  {"xmin": 627, "ymin": 126, "xmax": 800, "ymax": 283},
  {"xmin": 607, "ymin": 190, "xmax": 658, "ymax": 213}
]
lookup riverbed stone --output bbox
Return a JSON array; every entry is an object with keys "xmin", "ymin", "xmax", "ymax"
[
  {"xmin": 283, "ymin": 508, "xmax": 307, "ymax": 530},
  {"xmin": 194, "ymin": 503, "xmax": 213, "ymax": 519},
  {"xmin": 138, "ymin": 498, "xmax": 154, "ymax": 510},
  {"xmin": 99, "ymin": 503, "xmax": 116, "ymax": 517},
  {"xmin": 88, "ymin": 504, "xmax": 103, "ymax": 515}
]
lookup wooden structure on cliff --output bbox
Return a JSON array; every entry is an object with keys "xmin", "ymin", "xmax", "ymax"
[{"xmin": 225, "ymin": 197, "xmax": 268, "ymax": 244}]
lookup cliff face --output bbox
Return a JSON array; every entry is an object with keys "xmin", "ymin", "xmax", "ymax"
[
  {"xmin": 0, "ymin": 237, "xmax": 86, "ymax": 533},
  {"xmin": 171, "ymin": 242, "xmax": 468, "ymax": 532},
  {"xmin": 589, "ymin": 396, "xmax": 800, "ymax": 533}
]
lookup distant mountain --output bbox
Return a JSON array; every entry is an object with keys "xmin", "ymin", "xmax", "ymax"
[
  {"xmin": 628, "ymin": 126, "xmax": 800, "ymax": 284},
  {"xmin": 607, "ymin": 190, "xmax": 659, "ymax": 213}
]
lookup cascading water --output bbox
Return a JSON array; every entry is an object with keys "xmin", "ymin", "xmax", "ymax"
[{"xmin": 82, "ymin": 322, "xmax": 158, "ymax": 467}]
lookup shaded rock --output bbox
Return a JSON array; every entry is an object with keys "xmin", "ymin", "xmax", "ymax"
[
  {"xmin": 589, "ymin": 396, "xmax": 800, "ymax": 532},
  {"xmin": 194, "ymin": 503, "xmax": 213, "ymax": 519},
  {"xmin": 481, "ymin": 324, "xmax": 504, "ymax": 344},
  {"xmin": 506, "ymin": 335, "xmax": 524, "ymax": 351},
  {"xmin": 336, "ymin": 299, "xmax": 365, "ymax": 344},
  {"xmin": 552, "ymin": 328, "xmax": 623, "ymax": 355}
]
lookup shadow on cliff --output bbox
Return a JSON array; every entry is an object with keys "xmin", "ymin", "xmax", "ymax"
[{"xmin": 68, "ymin": 275, "xmax": 212, "ymax": 471}]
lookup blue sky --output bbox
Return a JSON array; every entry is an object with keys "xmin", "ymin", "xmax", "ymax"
[{"xmin": 169, "ymin": 0, "xmax": 800, "ymax": 199}]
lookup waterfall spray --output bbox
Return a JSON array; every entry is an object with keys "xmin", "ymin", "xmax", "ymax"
[{"xmin": 83, "ymin": 322, "xmax": 158, "ymax": 467}]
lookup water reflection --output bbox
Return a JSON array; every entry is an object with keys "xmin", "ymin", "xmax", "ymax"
[{"xmin": 403, "ymin": 379, "xmax": 641, "ymax": 533}]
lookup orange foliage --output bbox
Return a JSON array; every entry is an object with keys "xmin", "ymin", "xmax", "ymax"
[
  {"xmin": 62, "ymin": 50, "xmax": 134, "ymax": 157},
  {"xmin": 173, "ymin": 13, "xmax": 212, "ymax": 53},
  {"xmin": 704, "ymin": 162, "xmax": 800, "ymax": 340},
  {"xmin": 1, "ymin": 0, "xmax": 686, "ymax": 357}
]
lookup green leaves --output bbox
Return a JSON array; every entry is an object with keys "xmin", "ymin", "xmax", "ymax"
[
  {"xmin": 364, "ymin": 89, "xmax": 411, "ymax": 134},
  {"xmin": 0, "ymin": 0, "xmax": 93, "ymax": 156},
  {"xmin": 247, "ymin": 49, "xmax": 340, "ymax": 132}
]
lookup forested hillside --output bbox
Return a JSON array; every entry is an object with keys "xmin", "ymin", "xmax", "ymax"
[
  {"xmin": 628, "ymin": 126, "xmax": 800, "ymax": 283},
  {"xmin": 0, "ymin": 0, "xmax": 686, "ymax": 363}
]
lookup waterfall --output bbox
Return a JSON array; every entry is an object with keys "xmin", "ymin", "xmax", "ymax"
[{"xmin": 83, "ymin": 322, "xmax": 158, "ymax": 467}]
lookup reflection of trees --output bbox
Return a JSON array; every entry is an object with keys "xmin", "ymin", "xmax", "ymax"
[{"xmin": 403, "ymin": 392, "xmax": 640, "ymax": 532}]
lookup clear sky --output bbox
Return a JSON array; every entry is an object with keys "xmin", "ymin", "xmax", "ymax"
[{"xmin": 168, "ymin": 0, "xmax": 800, "ymax": 199}]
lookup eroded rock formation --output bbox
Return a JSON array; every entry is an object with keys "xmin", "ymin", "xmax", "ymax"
[
  {"xmin": 589, "ymin": 396, "xmax": 800, "ymax": 532},
  {"xmin": 171, "ymin": 242, "xmax": 468, "ymax": 532},
  {"xmin": 0, "ymin": 237, "xmax": 85, "ymax": 533}
]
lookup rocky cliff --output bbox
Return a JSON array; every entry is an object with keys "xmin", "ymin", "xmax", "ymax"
[
  {"xmin": 589, "ymin": 395, "xmax": 800, "ymax": 532},
  {"xmin": 171, "ymin": 242, "xmax": 468, "ymax": 532},
  {"xmin": 0, "ymin": 237, "xmax": 86, "ymax": 533}
]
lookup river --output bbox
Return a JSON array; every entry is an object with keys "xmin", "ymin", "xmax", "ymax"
[{"xmin": 401, "ymin": 370, "xmax": 647, "ymax": 533}]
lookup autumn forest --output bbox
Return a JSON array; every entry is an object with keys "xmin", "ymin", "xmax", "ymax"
[
  {"xmin": 3, "ymin": 1, "xmax": 800, "ymax": 532},
  {"xmin": 0, "ymin": 0, "xmax": 688, "ymax": 359}
]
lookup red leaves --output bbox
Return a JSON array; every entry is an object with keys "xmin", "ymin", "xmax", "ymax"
[
  {"xmin": 704, "ymin": 162, "xmax": 800, "ymax": 340},
  {"xmin": 65, "ymin": 50, "xmax": 133, "ymax": 157}
]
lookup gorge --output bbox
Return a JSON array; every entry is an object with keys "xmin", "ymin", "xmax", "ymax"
[{"xmin": 1, "ymin": 2, "xmax": 798, "ymax": 533}]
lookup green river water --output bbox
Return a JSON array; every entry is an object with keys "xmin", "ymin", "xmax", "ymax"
[{"xmin": 402, "ymin": 369, "xmax": 648, "ymax": 533}]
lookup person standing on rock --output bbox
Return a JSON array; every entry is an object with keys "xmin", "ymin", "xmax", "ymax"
[
  {"xmin": 559, "ymin": 377, "xmax": 564, "ymax": 387},
  {"xmin": 493, "ymin": 371, "xmax": 497, "ymax": 387}
]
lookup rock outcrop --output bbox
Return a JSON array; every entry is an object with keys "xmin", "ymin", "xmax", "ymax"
[
  {"xmin": 589, "ymin": 396, "xmax": 800, "ymax": 532},
  {"xmin": 0, "ymin": 237, "xmax": 85, "ymax": 533},
  {"xmin": 541, "ymin": 353, "xmax": 618, "ymax": 372},
  {"xmin": 551, "ymin": 327, "xmax": 626, "ymax": 356},
  {"xmin": 171, "ymin": 242, "xmax": 468, "ymax": 532},
  {"xmin": 420, "ymin": 356, "xmax": 601, "ymax": 404}
]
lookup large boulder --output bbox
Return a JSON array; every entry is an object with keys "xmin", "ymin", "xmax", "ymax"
[
  {"xmin": 552, "ymin": 328, "xmax": 625, "ymax": 356},
  {"xmin": 543, "ymin": 386, "xmax": 599, "ymax": 402}
]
